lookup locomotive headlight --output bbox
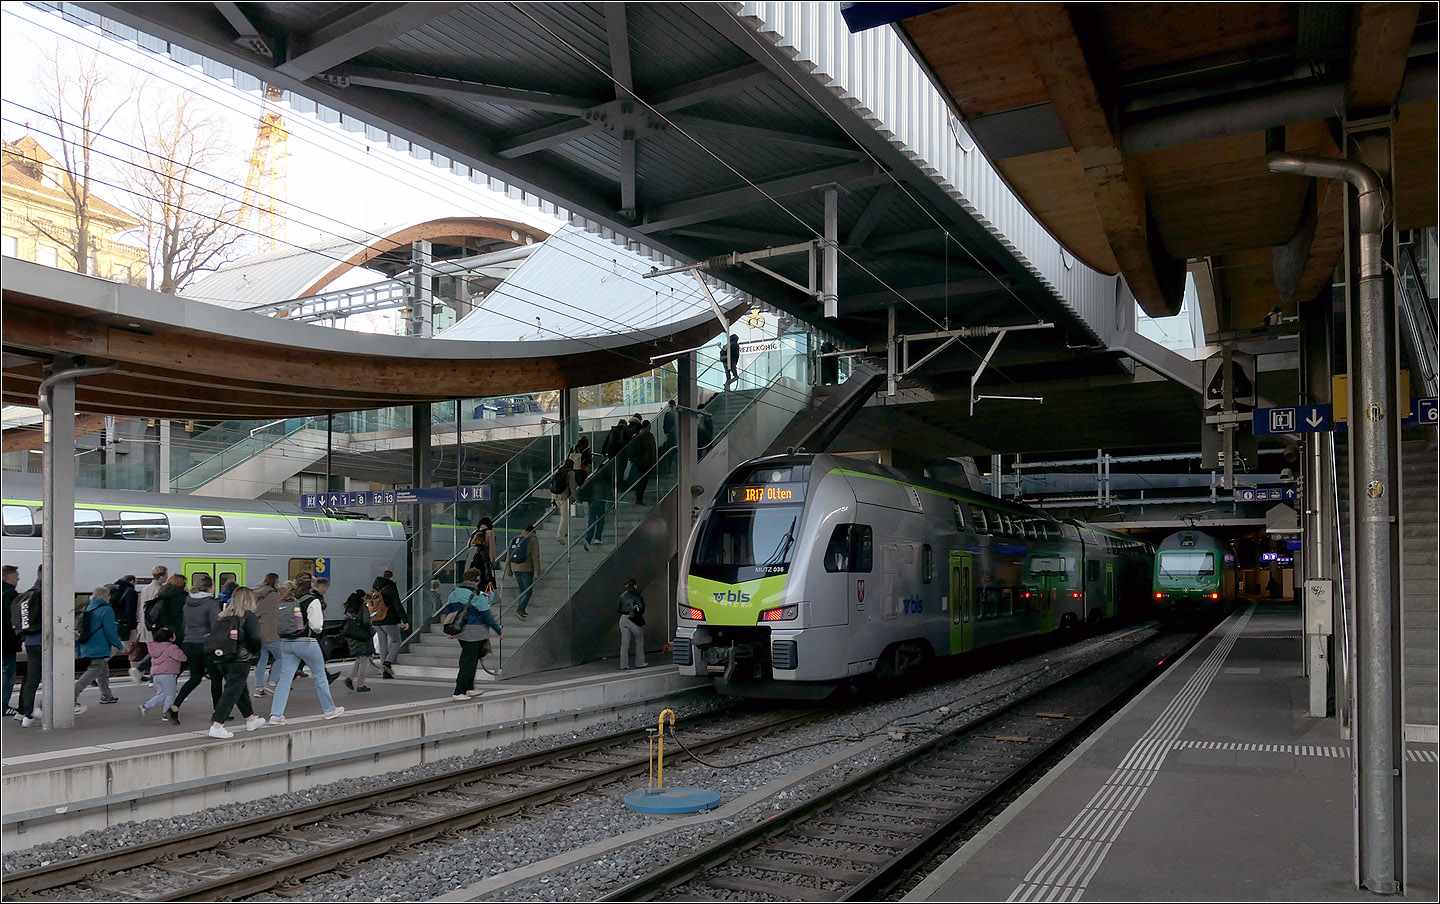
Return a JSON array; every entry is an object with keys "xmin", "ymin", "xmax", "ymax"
[
  {"xmin": 680, "ymin": 605, "xmax": 705, "ymax": 620},
  {"xmin": 760, "ymin": 605, "xmax": 798, "ymax": 622}
]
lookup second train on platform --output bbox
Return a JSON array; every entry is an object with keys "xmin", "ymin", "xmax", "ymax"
[{"xmin": 674, "ymin": 453, "xmax": 1153, "ymax": 697}]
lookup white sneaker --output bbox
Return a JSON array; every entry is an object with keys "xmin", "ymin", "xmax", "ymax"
[
  {"xmin": 208, "ymin": 724, "xmax": 234, "ymax": 739},
  {"xmin": 21, "ymin": 716, "xmax": 37, "ymax": 727},
  {"xmin": 73, "ymin": 703, "xmax": 88, "ymax": 715},
  {"xmin": 128, "ymin": 667, "xmax": 142, "ymax": 683},
  {"xmin": 323, "ymin": 706, "xmax": 346, "ymax": 720},
  {"xmin": 452, "ymin": 694, "xmax": 469, "ymax": 701},
  {"xmin": 465, "ymin": 689, "xmax": 483, "ymax": 697},
  {"xmin": 245, "ymin": 716, "xmax": 267, "ymax": 731}
]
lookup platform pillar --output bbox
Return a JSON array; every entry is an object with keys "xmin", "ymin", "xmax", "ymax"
[
  {"xmin": 1299, "ymin": 289, "xmax": 1336, "ymax": 720},
  {"xmin": 411, "ymin": 403, "xmax": 433, "ymax": 599}
]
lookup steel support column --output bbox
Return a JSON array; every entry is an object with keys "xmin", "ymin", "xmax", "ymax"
[
  {"xmin": 1270, "ymin": 140, "xmax": 1405, "ymax": 895},
  {"xmin": 410, "ymin": 403, "xmax": 433, "ymax": 599},
  {"xmin": 38, "ymin": 357, "xmax": 116, "ymax": 730},
  {"xmin": 821, "ymin": 186, "xmax": 838, "ymax": 318},
  {"xmin": 1300, "ymin": 289, "xmax": 1337, "ymax": 719}
]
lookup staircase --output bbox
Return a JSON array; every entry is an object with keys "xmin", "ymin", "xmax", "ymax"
[
  {"xmin": 392, "ymin": 346, "xmax": 819, "ymax": 680},
  {"xmin": 1334, "ymin": 433, "xmax": 1438, "ymax": 739}
]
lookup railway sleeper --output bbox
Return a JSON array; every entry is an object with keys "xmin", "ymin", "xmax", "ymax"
[
  {"xmin": 758, "ymin": 840, "xmax": 895, "ymax": 864},
  {"xmin": 788, "ymin": 825, "xmax": 907, "ymax": 850},
  {"xmin": 740, "ymin": 857, "xmax": 869, "ymax": 883},
  {"xmin": 705, "ymin": 875, "xmax": 831, "ymax": 900},
  {"xmin": 815, "ymin": 814, "xmax": 927, "ymax": 834}
]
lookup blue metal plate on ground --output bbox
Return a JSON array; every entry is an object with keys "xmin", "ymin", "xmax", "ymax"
[{"xmin": 622, "ymin": 786, "xmax": 722, "ymax": 814}]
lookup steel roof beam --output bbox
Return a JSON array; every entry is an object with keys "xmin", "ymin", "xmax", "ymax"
[
  {"xmin": 650, "ymin": 61, "xmax": 775, "ymax": 113},
  {"xmin": 330, "ymin": 66, "xmax": 598, "ymax": 116},
  {"xmin": 841, "ymin": 277, "xmax": 1014, "ymax": 313},
  {"xmin": 496, "ymin": 120, "xmax": 604, "ymax": 159},
  {"xmin": 606, "ymin": 4, "xmax": 637, "ymax": 214},
  {"xmin": 846, "ymin": 184, "xmax": 901, "ymax": 245},
  {"xmin": 667, "ymin": 115, "xmax": 866, "ymax": 159},
  {"xmin": 277, "ymin": 2, "xmax": 466, "ymax": 81},
  {"xmin": 636, "ymin": 163, "xmax": 890, "ymax": 234},
  {"xmin": 667, "ymin": 225, "xmax": 813, "ymax": 248}
]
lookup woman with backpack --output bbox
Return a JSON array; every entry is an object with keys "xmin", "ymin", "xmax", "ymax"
[
  {"xmin": 341, "ymin": 589, "xmax": 375, "ymax": 692},
  {"xmin": 445, "ymin": 569, "xmax": 503, "ymax": 701},
  {"xmin": 74, "ymin": 584, "xmax": 125, "ymax": 708},
  {"xmin": 251, "ymin": 573, "xmax": 283, "ymax": 698},
  {"xmin": 467, "ymin": 517, "xmax": 498, "ymax": 594},
  {"xmin": 206, "ymin": 587, "xmax": 267, "ymax": 739},
  {"xmin": 266, "ymin": 573, "xmax": 345, "ymax": 725}
]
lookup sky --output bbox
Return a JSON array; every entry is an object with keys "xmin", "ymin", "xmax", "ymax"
[{"xmin": 0, "ymin": 3, "xmax": 566, "ymax": 270}]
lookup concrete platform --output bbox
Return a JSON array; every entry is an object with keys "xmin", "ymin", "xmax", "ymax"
[
  {"xmin": 907, "ymin": 601, "xmax": 1438, "ymax": 902},
  {"xmin": 1, "ymin": 660, "xmax": 706, "ymax": 847}
]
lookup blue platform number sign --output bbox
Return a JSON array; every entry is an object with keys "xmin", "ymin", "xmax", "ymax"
[{"xmin": 312, "ymin": 557, "xmax": 330, "ymax": 580}]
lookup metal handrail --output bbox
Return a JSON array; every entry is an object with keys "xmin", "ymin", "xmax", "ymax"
[
  {"xmin": 1397, "ymin": 243, "xmax": 1438, "ymax": 396},
  {"xmin": 1329, "ymin": 430, "xmax": 1353, "ymax": 735},
  {"xmin": 170, "ymin": 417, "xmax": 315, "ymax": 491}
]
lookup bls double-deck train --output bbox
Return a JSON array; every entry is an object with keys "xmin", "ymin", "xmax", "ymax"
[
  {"xmin": 1, "ymin": 474, "xmax": 408, "ymax": 605},
  {"xmin": 1151, "ymin": 529, "xmax": 1238, "ymax": 616},
  {"xmin": 674, "ymin": 453, "xmax": 1154, "ymax": 697}
]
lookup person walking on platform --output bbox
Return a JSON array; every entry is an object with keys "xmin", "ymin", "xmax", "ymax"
[
  {"xmin": 251, "ymin": 573, "xmax": 283, "ymax": 697},
  {"xmin": 206, "ymin": 587, "xmax": 266, "ymax": 738},
  {"xmin": 617, "ymin": 578, "xmax": 647, "ymax": 670},
  {"xmin": 631, "ymin": 420, "xmax": 658, "ymax": 505},
  {"xmin": 133, "ymin": 564, "xmax": 168, "ymax": 683},
  {"xmin": 3, "ymin": 565, "xmax": 19, "ymax": 716},
  {"xmin": 153, "ymin": 572, "xmax": 189, "ymax": 643},
  {"xmin": 372, "ymin": 570, "xmax": 408, "ymax": 679},
  {"xmin": 551, "ymin": 459, "xmax": 578, "ymax": 543},
  {"xmin": 448, "ymin": 570, "xmax": 502, "ymax": 700},
  {"xmin": 74, "ymin": 584, "xmax": 125, "ymax": 707},
  {"xmin": 14, "ymin": 566, "xmax": 51, "ymax": 724},
  {"xmin": 170, "ymin": 574, "xmax": 222, "ymax": 721},
  {"xmin": 138, "ymin": 626, "xmax": 185, "ymax": 723},
  {"xmin": 503, "ymin": 525, "xmax": 540, "ymax": 618},
  {"xmin": 111, "ymin": 574, "xmax": 139, "ymax": 666},
  {"xmin": 341, "ymin": 589, "xmax": 375, "ymax": 692},
  {"xmin": 267, "ymin": 573, "xmax": 345, "ymax": 724}
]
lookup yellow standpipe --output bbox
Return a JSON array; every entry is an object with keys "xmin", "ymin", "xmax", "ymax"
[{"xmin": 654, "ymin": 709, "xmax": 676, "ymax": 790}]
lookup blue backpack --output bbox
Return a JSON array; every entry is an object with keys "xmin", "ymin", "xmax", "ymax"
[{"xmin": 508, "ymin": 535, "xmax": 531, "ymax": 563}]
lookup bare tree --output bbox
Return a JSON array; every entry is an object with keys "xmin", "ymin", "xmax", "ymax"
[
  {"xmin": 125, "ymin": 88, "xmax": 245, "ymax": 293},
  {"xmin": 30, "ymin": 39, "xmax": 124, "ymax": 276}
]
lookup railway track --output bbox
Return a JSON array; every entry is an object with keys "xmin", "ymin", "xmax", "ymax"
[
  {"xmin": 601, "ymin": 629, "xmax": 1198, "ymax": 902},
  {"xmin": 3, "ymin": 709, "xmax": 820, "ymax": 902}
]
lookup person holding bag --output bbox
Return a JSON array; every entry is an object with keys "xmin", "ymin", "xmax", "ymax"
[
  {"xmin": 446, "ymin": 569, "xmax": 502, "ymax": 700},
  {"xmin": 341, "ymin": 589, "xmax": 375, "ymax": 692},
  {"xmin": 617, "ymin": 578, "xmax": 647, "ymax": 670},
  {"xmin": 205, "ymin": 587, "xmax": 267, "ymax": 739}
]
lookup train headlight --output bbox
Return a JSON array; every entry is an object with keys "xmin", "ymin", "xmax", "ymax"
[
  {"xmin": 1209, "ymin": 592, "xmax": 1220, "ymax": 600},
  {"xmin": 680, "ymin": 605, "xmax": 705, "ymax": 620},
  {"xmin": 760, "ymin": 605, "xmax": 798, "ymax": 622},
  {"xmin": 1154, "ymin": 592, "xmax": 1166, "ymax": 600}
]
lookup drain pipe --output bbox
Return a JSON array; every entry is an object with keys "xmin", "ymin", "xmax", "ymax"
[
  {"xmin": 37, "ymin": 359, "xmax": 118, "ymax": 730},
  {"xmin": 1268, "ymin": 152, "xmax": 1399, "ymax": 895}
]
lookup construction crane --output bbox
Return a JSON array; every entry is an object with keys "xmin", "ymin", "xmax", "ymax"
[{"xmin": 239, "ymin": 84, "xmax": 289, "ymax": 253}]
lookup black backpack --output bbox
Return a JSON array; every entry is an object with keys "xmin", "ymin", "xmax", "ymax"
[
  {"xmin": 11, "ymin": 589, "xmax": 40, "ymax": 635},
  {"xmin": 144, "ymin": 597, "xmax": 164, "ymax": 632},
  {"xmin": 75, "ymin": 606, "xmax": 95, "ymax": 643},
  {"xmin": 205, "ymin": 615, "xmax": 242, "ymax": 661},
  {"xmin": 441, "ymin": 599, "xmax": 471, "ymax": 636},
  {"xmin": 551, "ymin": 468, "xmax": 570, "ymax": 495}
]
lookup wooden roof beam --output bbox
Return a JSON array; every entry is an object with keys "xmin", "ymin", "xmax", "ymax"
[
  {"xmin": 1347, "ymin": 2, "xmax": 1422, "ymax": 115},
  {"xmin": 1009, "ymin": 3, "xmax": 1185, "ymax": 317}
]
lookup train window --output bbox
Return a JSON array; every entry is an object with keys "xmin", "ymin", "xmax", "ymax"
[
  {"xmin": 75, "ymin": 509, "xmax": 106, "ymax": 539},
  {"xmin": 1029, "ymin": 557, "xmax": 1065, "ymax": 575},
  {"xmin": 693, "ymin": 505, "xmax": 804, "ymax": 583},
  {"xmin": 289, "ymin": 558, "xmax": 316, "ymax": 580},
  {"xmin": 822, "ymin": 524, "xmax": 873, "ymax": 573},
  {"xmin": 951, "ymin": 500, "xmax": 966, "ymax": 531},
  {"xmin": 201, "ymin": 515, "xmax": 226, "ymax": 543},
  {"xmin": 1158, "ymin": 551, "xmax": 1216, "ymax": 576},
  {"xmin": 968, "ymin": 505, "xmax": 989, "ymax": 534},
  {"xmin": 3, "ymin": 505, "xmax": 34, "ymax": 537},
  {"xmin": 1087, "ymin": 560, "xmax": 1100, "ymax": 581},
  {"xmin": 118, "ymin": 511, "xmax": 169, "ymax": 541},
  {"xmin": 218, "ymin": 572, "xmax": 237, "ymax": 590},
  {"xmin": 999, "ymin": 587, "xmax": 1014, "ymax": 616},
  {"xmin": 922, "ymin": 544, "xmax": 932, "ymax": 584}
]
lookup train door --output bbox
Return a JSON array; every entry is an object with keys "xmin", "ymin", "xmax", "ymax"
[
  {"xmin": 182, "ymin": 559, "xmax": 245, "ymax": 591},
  {"xmin": 1104, "ymin": 562, "xmax": 1116, "ymax": 618},
  {"xmin": 949, "ymin": 552, "xmax": 974, "ymax": 654}
]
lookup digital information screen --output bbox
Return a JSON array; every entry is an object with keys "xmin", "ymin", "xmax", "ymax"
[{"xmin": 726, "ymin": 483, "xmax": 807, "ymax": 505}]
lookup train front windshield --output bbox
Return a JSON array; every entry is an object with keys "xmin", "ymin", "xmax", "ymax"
[
  {"xmin": 1158, "ymin": 551, "xmax": 1216, "ymax": 577},
  {"xmin": 691, "ymin": 506, "xmax": 804, "ymax": 583}
]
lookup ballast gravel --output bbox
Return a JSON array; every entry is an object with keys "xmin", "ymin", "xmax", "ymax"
[{"xmin": 3, "ymin": 627, "xmax": 1154, "ymax": 903}]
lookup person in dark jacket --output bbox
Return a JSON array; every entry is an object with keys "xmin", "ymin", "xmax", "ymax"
[
  {"xmin": 170, "ymin": 574, "xmax": 222, "ymax": 721},
  {"xmin": 15, "ymin": 566, "xmax": 48, "ymax": 724},
  {"xmin": 341, "ymin": 590, "xmax": 375, "ymax": 692},
  {"xmin": 154, "ymin": 573, "xmax": 189, "ymax": 641},
  {"xmin": 207, "ymin": 587, "xmax": 267, "ymax": 739},
  {"xmin": 617, "ymin": 578, "xmax": 647, "ymax": 670},
  {"xmin": 3, "ymin": 565, "xmax": 19, "ymax": 717},
  {"xmin": 631, "ymin": 420, "xmax": 658, "ymax": 504},
  {"xmin": 372, "ymin": 570, "xmax": 408, "ymax": 678},
  {"xmin": 74, "ymin": 585, "xmax": 126, "ymax": 707},
  {"xmin": 601, "ymin": 418, "xmax": 628, "ymax": 480},
  {"xmin": 724, "ymin": 333, "xmax": 741, "ymax": 386},
  {"xmin": 659, "ymin": 399, "xmax": 678, "ymax": 458},
  {"xmin": 251, "ymin": 573, "xmax": 283, "ymax": 697},
  {"xmin": 111, "ymin": 574, "xmax": 139, "ymax": 645}
]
